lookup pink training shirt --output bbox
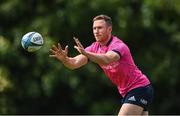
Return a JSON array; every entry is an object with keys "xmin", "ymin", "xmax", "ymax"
[{"xmin": 85, "ymin": 36, "xmax": 150, "ymax": 97}]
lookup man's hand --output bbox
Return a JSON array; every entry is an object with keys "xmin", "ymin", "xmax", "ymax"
[
  {"xmin": 73, "ymin": 37, "xmax": 87, "ymax": 55},
  {"xmin": 49, "ymin": 41, "xmax": 88, "ymax": 69},
  {"xmin": 49, "ymin": 43, "xmax": 69, "ymax": 62}
]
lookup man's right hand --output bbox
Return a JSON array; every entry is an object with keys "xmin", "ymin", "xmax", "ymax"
[
  {"xmin": 49, "ymin": 43, "xmax": 69, "ymax": 62},
  {"xmin": 49, "ymin": 42, "xmax": 88, "ymax": 70}
]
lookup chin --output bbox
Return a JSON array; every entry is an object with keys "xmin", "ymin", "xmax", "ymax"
[
  {"xmin": 95, "ymin": 38, "xmax": 101, "ymax": 42},
  {"xmin": 95, "ymin": 36, "xmax": 101, "ymax": 41}
]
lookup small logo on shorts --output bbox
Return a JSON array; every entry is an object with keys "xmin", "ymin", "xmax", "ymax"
[
  {"xmin": 140, "ymin": 98, "xmax": 148, "ymax": 105},
  {"xmin": 128, "ymin": 96, "xmax": 136, "ymax": 101}
]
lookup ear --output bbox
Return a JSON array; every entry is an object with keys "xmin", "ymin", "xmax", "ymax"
[{"xmin": 108, "ymin": 26, "xmax": 112, "ymax": 33}]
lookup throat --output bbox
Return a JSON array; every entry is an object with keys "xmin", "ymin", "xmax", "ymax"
[{"xmin": 100, "ymin": 36, "xmax": 112, "ymax": 46}]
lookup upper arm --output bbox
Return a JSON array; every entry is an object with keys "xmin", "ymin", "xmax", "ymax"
[
  {"xmin": 105, "ymin": 50, "xmax": 120, "ymax": 62},
  {"xmin": 105, "ymin": 42, "xmax": 128, "ymax": 63}
]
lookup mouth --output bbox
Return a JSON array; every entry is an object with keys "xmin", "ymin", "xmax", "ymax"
[{"xmin": 95, "ymin": 34, "xmax": 101, "ymax": 38}]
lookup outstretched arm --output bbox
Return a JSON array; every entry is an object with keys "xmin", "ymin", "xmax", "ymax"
[
  {"xmin": 49, "ymin": 43, "xmax": 88, "ymax": 69},
  {"xmin": 74, "ymin": 37, "xmax": 120, "ymax": 65}
]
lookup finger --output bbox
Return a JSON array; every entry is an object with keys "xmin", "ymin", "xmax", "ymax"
[
  {"xmin": 64, "ymin": 45, "xmax": 68, "ymax": 54},
  {"xmin": 65, "ymin": 45, "xmax": 68, "ymax": 50},
  {"xmin": 58, "ymin": 43, "xmax": 63, "ymax": 51},
  {"xmin": 74, "ymin": 45, "xmax": 80, "ymax": 51},
  {"xmin": 73, "ymin": 37, "xmax": 80, "ymax": 44},
  {"xmin": 49, "ymin": 55, "xmax": 56, "ymax": 57},
  {"xmin": 74, "ymin": 46, "xmax": 82, "ymax": 53},
  {"xmin": 73, "ymin": 37, "xmax": 79, "ymax": 45},
  {"xmin": 76, "ymin": 41, "xmax": 84, "ymax": 48},
  {"xmin": 49, "ymin": 49, "xmax": 57, "ymax": 54},
  {"xmin": 73, "ymin": 36, "xmax": 77, "ymax": 41},
  {"xmin": 52, "ymin": 44, "xmax": 59, "ymax": 51},
  {"xmin": 76, "ymin": 39, "xmax": 84, "ymax": 48},
  {"xmin": 74, "ymin": 45, "xmax": 78, "ymax": 50},
  {"xmin": 73, "ymin": 37, "xmax": 84, "ymax": 48}
]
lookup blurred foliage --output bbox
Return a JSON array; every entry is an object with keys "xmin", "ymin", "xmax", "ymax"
[{"xmin": 0, "ymin": 0, "xmax": 180, "ymax": 115}]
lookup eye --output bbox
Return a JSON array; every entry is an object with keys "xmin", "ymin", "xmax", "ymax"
[{"xmin": 98, "ymin": 27, "xmax": 103, "ymax": 29}]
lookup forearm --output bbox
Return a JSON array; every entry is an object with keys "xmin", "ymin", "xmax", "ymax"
[
  {"xmin": 85, "ymin": 52, "xmax": 112, "ymax": 65},
  {"xmin": 60, "ymin": 57, "xmax": 77, "ymax": 69},
  {"xmin": 60, "ymin": 55, "xmax": 88, "ymax": 70}
]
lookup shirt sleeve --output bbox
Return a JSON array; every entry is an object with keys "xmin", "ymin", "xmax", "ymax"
[
  {"xmin": 111, "ymin": 42, "xmax": 128, "ymax": 57},
  {"xmin": 85, "ymin": 42, "xmax": 99, "ymax": 53},
  {"xmin": 112, "ymin": 50, "xmax": 121, "ymax": 57},
  {"xmin": 85, "ymin": 45, "xmax": 92, "ymax": 52}
]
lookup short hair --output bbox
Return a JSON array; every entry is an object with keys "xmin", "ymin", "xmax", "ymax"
[{"xmin": 93, "ymin": 14, "xmax": 112, "ymax": 27}]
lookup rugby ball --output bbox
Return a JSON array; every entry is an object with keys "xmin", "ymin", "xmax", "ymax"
[{"xmin": 21, "ymin": 32, "xmax": 44, "ymax": 52}]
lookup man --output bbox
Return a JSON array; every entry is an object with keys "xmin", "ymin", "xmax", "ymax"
[{"xmin": 49, "ymin": 14, "xmax": 153, "ymax": 115}]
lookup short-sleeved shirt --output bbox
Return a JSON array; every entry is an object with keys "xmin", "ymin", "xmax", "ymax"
[{"xmin": 85, "ymin": 36, "xmax": 150, "ymax": 97}]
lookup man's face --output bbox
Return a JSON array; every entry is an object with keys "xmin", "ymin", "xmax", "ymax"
[{"xmin": 93, "ymin": 19, "xmax": 112, "ymax": 43}]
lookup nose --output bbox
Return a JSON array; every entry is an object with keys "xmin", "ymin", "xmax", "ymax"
[{"xmin": 94, "ymin": 28, "xmax": 99, "ymax": 34}]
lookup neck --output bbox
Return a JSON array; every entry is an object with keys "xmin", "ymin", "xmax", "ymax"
[{"xmin": 100, "ymin": 34, "xmax": 112, "ymax": 46}]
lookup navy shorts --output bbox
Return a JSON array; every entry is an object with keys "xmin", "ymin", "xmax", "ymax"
[{"xmin": 121, "ymin": 84, "xmax": 154, "ymax": 111}]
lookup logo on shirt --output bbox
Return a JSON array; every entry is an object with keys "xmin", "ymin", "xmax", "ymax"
[
  {"xmin": 101, "ymin": 62, "xmax": 120, "ymax": 70},
  {"xmin": 128, "ymin": 96, "xmax": 136, "ymax": 101},
  {"xmin": 140, "ymin": 98, "xmax": 148, "ymax": 105}
]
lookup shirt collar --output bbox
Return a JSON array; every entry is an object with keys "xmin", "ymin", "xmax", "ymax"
[{"xmin": 105, "ymin": 36, "xmax": 113, "ymax": 47}]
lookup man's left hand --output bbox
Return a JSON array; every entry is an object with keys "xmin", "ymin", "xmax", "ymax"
[{"xmin": 74, "ymin": 37, "xmax": 87, "ymax": 55}]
